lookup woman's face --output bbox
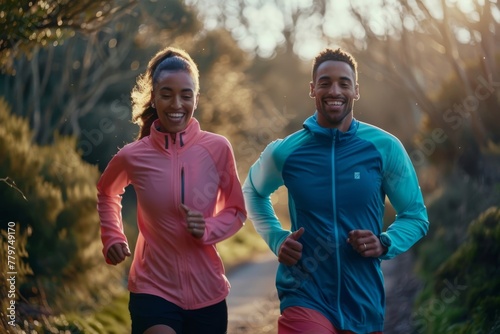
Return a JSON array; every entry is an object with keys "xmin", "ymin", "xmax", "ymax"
[{"xmin": 151, "ymin": 70, "xmax": 199, "ymax": 134}]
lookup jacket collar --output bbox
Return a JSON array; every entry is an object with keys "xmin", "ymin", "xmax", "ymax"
[
  {"xmin": 303, "ymin": 112, "xmax": 359, "ymax": 143},
  {"xmin": 149, "ymin": 118, "xmax": 201, "ymax": 152}
]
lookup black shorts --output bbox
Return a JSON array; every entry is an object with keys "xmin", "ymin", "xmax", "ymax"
[{"xmin": 128, "ymin": 292, "xmax": 228, "ymax": 334}]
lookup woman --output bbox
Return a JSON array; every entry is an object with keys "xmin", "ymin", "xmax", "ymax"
[{"xmin": 97, "ymin": 46, "xmax": 247, "ymax": 334}]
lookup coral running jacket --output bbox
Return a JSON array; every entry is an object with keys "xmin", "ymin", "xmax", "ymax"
[
  {"xmin": 243, "ymin": 114, "xmax": 429, "ymax": 332},
  {"xmin": 97, "ymin": 118, "xmax": 246, "ymax": 310}
]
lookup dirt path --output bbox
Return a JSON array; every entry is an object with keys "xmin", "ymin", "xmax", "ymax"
[
  {"xmin": 381, "ymin": 251, "xmax": 421, "ymax": 334},
  {"xmin": 227, "ymin": 250, "xmax": 279, "ymax": 333},
  {"xmin": 226, "ymin": 250, "xmax": 420, "ymax": 334}
]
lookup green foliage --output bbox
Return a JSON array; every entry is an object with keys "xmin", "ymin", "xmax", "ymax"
[
  {"xmin": 413, "ymin": 206, "xmax": 500, "ymax": 333},
  {"xmin": 415, "ymin": 170, "xmax": 500, "ymax": 278},
  {"xmin": 0, "ymin": 98, "xmax": 125, "ymax": 331},
  {"xmin": 218, "ymin": 222, "xmax": 269, "ymax": 268},
  {"xmin": 0, "ymin": 0, "xmax": 137, "ymax": 73},
  {"xmin": 0, "ymin": 292, "xmax": 131, "ymax": 333}
]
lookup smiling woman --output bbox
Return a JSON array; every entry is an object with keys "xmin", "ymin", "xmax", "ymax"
[
  {"xmin": 131, "ymin": 47, "xmax": 200, "ymax": 140},
  {"xmin": 97, "ymin": 46, "xmax": 247, "ymax": 334},
  {"xmin": 152, "ymin": 70, "xmax": 199, "ymax": 136}
]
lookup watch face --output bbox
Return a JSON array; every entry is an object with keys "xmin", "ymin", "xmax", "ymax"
[{"xmin": 381, "ymin": 234, "xmax": 391, "ymax": 247}]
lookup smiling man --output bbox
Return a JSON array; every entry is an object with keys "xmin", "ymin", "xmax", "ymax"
[
  {"xmin": 311, "ymin": 56, "xmax": 358, "ymax": 131},
  {"xmin": 243, "ymin": 48, "xmax": 429, "ymax": 333}
]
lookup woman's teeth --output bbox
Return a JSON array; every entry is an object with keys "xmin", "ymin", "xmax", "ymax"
[{"xmin": 168, "ymin": 113, "xmax": 184, "ymax": 119}]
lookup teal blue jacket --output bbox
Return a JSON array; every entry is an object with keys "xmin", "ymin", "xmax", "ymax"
[{"xmin": 242, "ymin": 114, "xmax": 429, "ymax": 332}]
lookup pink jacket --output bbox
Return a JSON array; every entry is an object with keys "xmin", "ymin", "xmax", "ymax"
[{"xmin": 97, "ymin": 118, "xmax": 246, "ymax": 309}]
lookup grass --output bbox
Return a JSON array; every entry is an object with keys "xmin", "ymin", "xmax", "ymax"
[
  {"xmin": 32, "ymin": 221, "xmax": 272, "ymax": 333},
  {"xmin": 218, "ymin": 222, "xmax": 271, "ymax": 270}
]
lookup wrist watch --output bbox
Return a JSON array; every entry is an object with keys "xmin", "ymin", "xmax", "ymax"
[{"xmin": 379, "ymin": 233, "xmax": 392, "ymax": 254}]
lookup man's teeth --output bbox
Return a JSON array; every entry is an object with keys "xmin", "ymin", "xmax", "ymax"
[{"xmin": 326, "ymin": 101, "xmax": 343, "ymax": 106}]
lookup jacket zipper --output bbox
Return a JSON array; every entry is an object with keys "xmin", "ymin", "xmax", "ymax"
[
  {"xmin": 172, "ymin": 133, "xmax": 191, "ymax": 307},
  {"xmin": 181, "ymin": 166, "xmax": 185, "ymax": 205},
  {"xmin": 177, "ymin": 147, "xmax": 193, "ymax": 307},
  {"xmin": 332, "ymin": 132, "xmax": 344, "ymax": 328}
]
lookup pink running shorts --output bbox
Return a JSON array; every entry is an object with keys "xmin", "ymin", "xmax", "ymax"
[{"xmin": 278, "ymin": 306, "xmax": 383, "ymax": 334}]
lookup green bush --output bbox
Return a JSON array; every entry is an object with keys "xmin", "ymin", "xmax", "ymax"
[
  {"xmin": 413, "ymin": 206, "xmax": 500, "ymax": 333},
  {"xmin": 415, "ymin": 171, "xmax": 500, "ymax": 278},
  {"xmin": 0, "ymin": 98, "xmax": 126, "ymax": 332}
]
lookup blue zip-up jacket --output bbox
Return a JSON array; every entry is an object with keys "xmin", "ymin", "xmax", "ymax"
[{"xmin": 242, "ymin": 114, "xmax": 429, "ymax": 332}]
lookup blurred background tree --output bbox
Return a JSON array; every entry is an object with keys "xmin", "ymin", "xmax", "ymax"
[
  {"xmin": 187, "ymin": 0, "xmax": 500, "ymax": 178},
  {"xmin": 0, "ymin": 0, "xmax": 137, "ymax": 73},
  {"xmin": 1, "ymin": 0, "xmax": 499, "ymax": 332}
]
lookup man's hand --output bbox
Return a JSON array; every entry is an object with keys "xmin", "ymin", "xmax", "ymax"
[
  {"xmin": 106, "ymin": 242, "xmax": 131, "ymax": 265},
  {"xmin": 180, "ymin": 203, "xmax": 206, "ymax": 239},
  {"xmin": 278, "ymin": 227, "xmax": 305, "ymax": 266},
  {"xmin": 347, "ymin": 229, "xmax": 386, "ymax": 257}
]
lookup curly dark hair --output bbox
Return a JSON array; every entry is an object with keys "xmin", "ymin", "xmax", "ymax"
[
  {"xmin": 311, "ymin": 48, "xmax": 358, "ymax": 83},
  {"xmin": 131, "ymin": 46, "xmax": 200, "ymax": 139}
]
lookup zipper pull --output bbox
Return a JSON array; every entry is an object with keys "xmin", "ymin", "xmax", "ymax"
[{"xmin": 180, "ymin": 167, "xmax": 185, "ymax": 205}]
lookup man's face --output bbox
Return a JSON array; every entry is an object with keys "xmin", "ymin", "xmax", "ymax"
[{"xmin": 310, "ymin": 60, "xmax": 359, "ymax": 132}]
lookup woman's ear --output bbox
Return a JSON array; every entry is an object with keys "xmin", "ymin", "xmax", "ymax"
[{"xmin": 150, "ymin": 90, "xmax": 155, "ymax": 108}]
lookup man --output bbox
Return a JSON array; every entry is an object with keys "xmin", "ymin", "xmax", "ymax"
[{"xmin": 242, "ymin": 48, "xmax": 429, "ymax": 333}]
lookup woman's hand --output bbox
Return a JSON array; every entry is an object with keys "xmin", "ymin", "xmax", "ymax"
[
  {"xmin": 180, "ymin": 204, "xmax": 206, "ymax": 239},
  {"xmin": 106, "ymin": 242, "xmax": 131, "ymax": 265}
]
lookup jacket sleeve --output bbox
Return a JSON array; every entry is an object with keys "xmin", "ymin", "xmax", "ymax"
[
  {"xmin": 242, "ymin": 140, "xmax": 291, "ymax": 256},
  {"xmin": 381, "ymin": 139, "xmax": 429, "ymax": 260},
  {"xmin": 96, "ymin": 149, "xmax": 130, "ymax": 264},
  {"xmin": 200, "ymin": 140, "xmax": 247, "ymax": 245}
]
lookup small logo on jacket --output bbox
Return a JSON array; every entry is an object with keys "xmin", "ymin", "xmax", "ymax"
[{"xmin": 354, "ymin": 172, "xmax": 360, "ymax": 179}]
